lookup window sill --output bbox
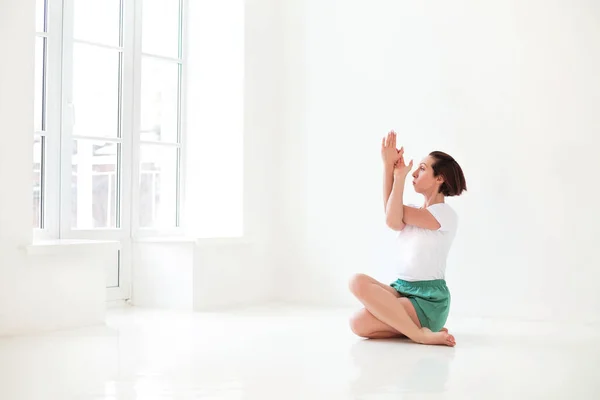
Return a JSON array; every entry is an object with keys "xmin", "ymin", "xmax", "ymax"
[
  {"xmin": 133, "ymin": 236, "xmax": 251, "ymax": 246},
  {"xmin": 26, "ymin": 239, "xmax": 121, "ymax": 256},
  {"xmin": 195, "ymin": 237, "xmax": 251, "ymax": 246},
  {"xmin": 134, "ymin": 236, "xmax": 197, "ymax": 244}
]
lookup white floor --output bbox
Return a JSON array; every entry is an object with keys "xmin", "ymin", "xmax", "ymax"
[{"xmin": 1, "ymin": 305, "xmax": 599, "ymax": 399}]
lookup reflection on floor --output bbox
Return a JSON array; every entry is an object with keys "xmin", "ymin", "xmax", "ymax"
[{"xmin": 1, "ymin": 305, "xmax": 599, "ymax": 399}]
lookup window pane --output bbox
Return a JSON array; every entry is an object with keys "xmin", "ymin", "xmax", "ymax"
[
  {"xmin": 139, "ymin": 145, "xmax": 178, "ymax": 228},
  {"xmin": 74, "ymin": 0, "xmax": 121, "ymax": 46},
  {"xmin": 142, "ymin": 0, "xmax": 180, "ymax": 58},
  {"xmin": 72, "ymin": 140, "xmax": 119, "ymax": 229},
  {"xmin": 36, "ymin": 0, "xmax": 46, "ymax": 32},
  {"xmin": 73, "ymin": 43, "xmax": 121, "ymax": 138},
  {"xmin": 140, "ymin": 58, "xmax": 179, "ymax": 143},
  {"xmin": 35, "ymin": 37, "xmax": 46, "ymax": 132},
  {"xmin": 33, "ymin": 136, "xmax": 44, "ymax": 229}
]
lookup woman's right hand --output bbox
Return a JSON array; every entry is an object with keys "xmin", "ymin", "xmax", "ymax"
[{"xmin": 381, "ymin": 131, "xmax": 402, "ymax": 168}]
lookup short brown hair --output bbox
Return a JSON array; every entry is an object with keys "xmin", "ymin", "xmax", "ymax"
[{"xmin": 429, "ymin": 151, "xmax": 467, "ymax": 197}]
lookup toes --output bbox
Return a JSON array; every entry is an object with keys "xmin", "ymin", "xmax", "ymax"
[
  {"xmin": 447, "ymin": 334, "xmax": 456, "ymax": 346},
  {"xmin": 440, "ymin": 328, "xmax": 448, "ymax": 333}
]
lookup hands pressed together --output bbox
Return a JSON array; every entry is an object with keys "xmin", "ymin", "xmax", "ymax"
[{"xmin": 381, "ymin": 131, "xmax": 413, "ymax": 179}]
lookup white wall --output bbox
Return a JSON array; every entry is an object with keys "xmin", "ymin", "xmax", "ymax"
[
  {"xmin": 0, "ymin": 0, "xmax": 107, "ymax": 336},
  {"xmin": 5, "ymin": 249, "xmax": 111, "ymax": 335},
  {"xmin": 132, "ymin": 241, "xmax": 195, "ymax": 309},
  {"xmin": 0, "ymin": 1, "xmax": 34, "ymax": 248},
  {"xmin": 277, "ymin": 0, "xmax": 600, "ymax": 323},
  {"xmin": 189, "ymin": 0, "xmax": 282, "ymax": 308},
  {"xmin": 272, "ymin": 0, "xmax": 310, "ymax": 308}
]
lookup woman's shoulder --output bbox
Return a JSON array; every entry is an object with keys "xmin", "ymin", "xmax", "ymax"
[
  {"xmin": 428, "ymin": 202, "xmax": 456, "ymax": 211},
  {"xmin": 426, "ymin": 202, "xmax": 458, "ymax": 231}
]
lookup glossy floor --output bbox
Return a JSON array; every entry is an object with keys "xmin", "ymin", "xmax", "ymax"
[{"xmin": 1, "ymin": 305, "xmax": 599, "ymax": 399}]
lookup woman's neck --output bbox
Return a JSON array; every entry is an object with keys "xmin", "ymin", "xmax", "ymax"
[{"xmin": 422, "ymin": 191, "xmax": 445, "ymax": 208}]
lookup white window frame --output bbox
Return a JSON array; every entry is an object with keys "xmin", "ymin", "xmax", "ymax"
[
  {"xmin": 33, "ymin": 0, "xmax": 188, "ymax": 241},
  {"xmin": 131, "ymin": 0, "xmax": 188, "ymax": 240},
  {"xmin": 34, "ymin": 0, "xmax": 63, "ymax": 242},
  {"xmin": 34, "ymin": 0, "xmax": 189, "ymax": 300},
  {"xmin": 59, "ymin": 0, "xmax": 128, "ymax": 243}
]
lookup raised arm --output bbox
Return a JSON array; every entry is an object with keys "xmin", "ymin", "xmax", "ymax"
[
  {"xmin": 401, "ymin": 206, "xmax": 442, "ymax": 230},
  {"xmin": 383, "ymin": 165, "xmax": 394, "ymax": 212},
  {"xmin": 381, "ymin": 131, "xmax": 402, "ymax": 212},
  {"xmin": 385, "ymin": 156, "xmax": 413, "ymax": 231}
]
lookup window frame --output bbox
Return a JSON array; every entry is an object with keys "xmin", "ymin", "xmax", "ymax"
[
  {"xmin": 34, "ymin": 0, "xmax": 188, "ymax": 243},
  {"xmin": 59, "ymin": 0, "xmax": 131, "ymax": 241},
  {"xmin": 130, "ymin": 0, "xmax": 187, "ymax": 239},
  {"xmin": 33, "ymin": 0, "xmax": 190, "ymax": 301},
  {"xmin": 34, "ymin": 0, "xmax": 63, "ymax": 242}
]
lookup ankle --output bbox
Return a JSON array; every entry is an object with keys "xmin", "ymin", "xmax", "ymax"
[{"xmin": 413, "ymin": 329, "xmax": 428, "ymax": 344}]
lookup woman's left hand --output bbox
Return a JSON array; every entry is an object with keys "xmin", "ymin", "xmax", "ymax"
[
  {"xmin": 394, "ymin": 154, "xmax": 413, "ymax": 179},
  {"xmin": 381, "ymin": 131, "xmax": 402, "ymax": 168}
]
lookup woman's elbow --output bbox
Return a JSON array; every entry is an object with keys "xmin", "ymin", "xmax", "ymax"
[{"xmin": 385, "ymin": 216, "xmax": 406, "ymax": 231}]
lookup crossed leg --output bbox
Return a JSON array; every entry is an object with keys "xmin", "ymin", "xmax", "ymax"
[
  {"xmin": 348, "ymin": 273, "xmax": 455, "ymax": 346},
  {"xmin": 349, "ymin": 275, "xmax": 421, "ymax": 338}
]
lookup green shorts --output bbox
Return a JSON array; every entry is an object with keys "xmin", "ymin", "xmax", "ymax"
[{"xmin": 390, "ymin": 278, "xmax": 451, "ymax": 333}]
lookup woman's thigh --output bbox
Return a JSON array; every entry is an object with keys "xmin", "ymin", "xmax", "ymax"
[{"xmin": 349, "ymin": 273, "xmax": 400, "ymax": 298}]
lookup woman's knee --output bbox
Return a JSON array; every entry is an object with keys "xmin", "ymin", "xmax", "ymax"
[
  {"xmin": 349, "ymin": 311, "xmax": 370, "ymax": 337},
  {"xmin": 348, "ymin": 273, "xmax": 370, "ymax": 297}
]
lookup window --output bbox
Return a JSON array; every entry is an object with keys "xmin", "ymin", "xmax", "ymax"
[
  {"xmin": 34, "ymin": 0, "xmax": 186, "ymax": 241},
  {"xmin": 137, "ymin": 0, "xmax": 184, "ymax": 230},
  {"xmin": 65, "ymin": 0, "xmax": 125, "ymax": 232},
  {"xmin": 33, "ymin": 0, "xmax": 244, "ymax": 247}
]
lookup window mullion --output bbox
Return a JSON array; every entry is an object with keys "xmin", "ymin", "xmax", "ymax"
[
  {"xmin": 118, "ymin": 0, "xmax": 136, "ymax": 240},
  {"xmin": 59, "ymin": 0, "xmax": 75, "ymax": 239},
  {"xmin": 129, "ymin": 0, "xmax": 143, "ymax": 239},
  {"xmin": 33, "ymin": 0, "xmax": 65, "ymax": 241},
  {"xmin": 72, "ymin": 39, "xmax": 123, "ymax": 52},
  {"xmin": 178, "ymin": 0, "xmax": 187, "ymax": 229},
  {"xmin": 46, "ymin": 0, "xmax": 63, "ymax": 239},
  {"xmin": 71, "ymin": 134, "xmax": 125, "ymax": 144},
  {"xmin": 140, "ymin": 53, "xmax": 182, "ymax": 64}
]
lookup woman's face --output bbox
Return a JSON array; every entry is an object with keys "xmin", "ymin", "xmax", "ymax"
[{"xmin": 411, "ymin": 156, "xmax": 442, "ymax": 194}]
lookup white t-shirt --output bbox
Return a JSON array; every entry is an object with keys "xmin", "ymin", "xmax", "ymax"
[{"xmin": 394, "ymin": 203, "xmax": 458, "ymax": 281}]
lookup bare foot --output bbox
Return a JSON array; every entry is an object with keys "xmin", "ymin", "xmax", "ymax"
[{"xmin": 419, "ymin": 328, "xmax": 456, "ymax": 347}]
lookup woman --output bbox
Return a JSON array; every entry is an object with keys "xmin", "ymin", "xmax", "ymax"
[{"xmin": 349, "ymin": 131, "xmax": 467, "ymax": 346}]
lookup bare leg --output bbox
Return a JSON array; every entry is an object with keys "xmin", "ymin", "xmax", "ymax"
[
  {"xmin": 350, "ymin": 298, "xmax": 421, "ymax": 339},
  {"xmin": 350, "ymin": 273, "xmax": 402, "ymax": 298},
  {"xmin": 349, "ymin": 274, "xmax": 455, "ymax": 346}
]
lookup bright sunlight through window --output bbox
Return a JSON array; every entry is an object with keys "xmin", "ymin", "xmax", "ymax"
[{"xmin": 33, "ymin": 0, "xmax": 244, "ymax": 239}]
